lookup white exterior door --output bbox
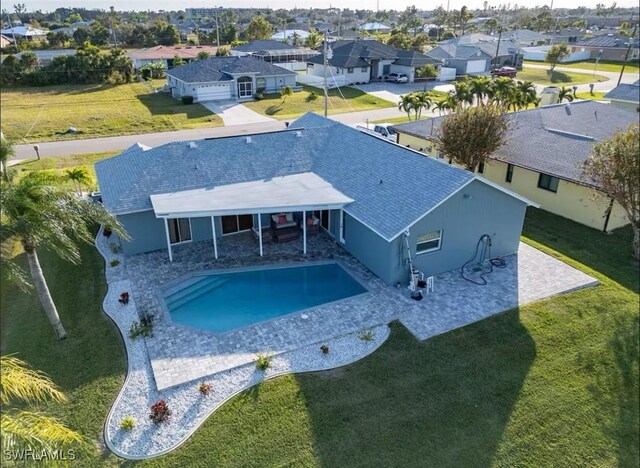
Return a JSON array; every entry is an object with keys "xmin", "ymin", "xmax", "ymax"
[
  {"xmin": 466, "ymin": 60, "xmax": 487, "ymax": 74},
  {"xmin": 196, "ymin": 84, "xmax": 231, "ymax": 101}
]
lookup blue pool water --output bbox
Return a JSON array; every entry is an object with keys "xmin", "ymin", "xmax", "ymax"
[{"xmin": 163, "ymin": 263, "xmax": 367, "ymax": 333}]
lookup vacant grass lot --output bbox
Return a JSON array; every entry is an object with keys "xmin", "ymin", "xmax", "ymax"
[
  {"xmin": 0, "ymin": 81, "xmax": 222, "ymax": 143},
  {"xmin": 517, "ymin": 68, "xmax": 609, "ymax": 85},
  {"xmin": 1, "ymin": 193, "xmax": 637, "ymax": 465},
  {"xmin": 524, "ymin": 59, "xmax": 640, "ymax": 74},
  {"xmin": 243, "ymin": 85, "xmax": 395, "ymax": 120}
]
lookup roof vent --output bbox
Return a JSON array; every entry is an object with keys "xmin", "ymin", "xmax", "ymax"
[
  {"xmin": 188, "ymin": 141, "xmax": 197, "ymax": 149},
  {"xmin": 296, "ymin": 131, "xmax": 303, "ymax": 137},
  {"xmin": 245, "ymin": 136, "xmax": 252, "ymax": 144}
]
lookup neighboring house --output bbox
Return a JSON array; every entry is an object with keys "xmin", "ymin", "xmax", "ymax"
[
  {"xmin": 604, "ymin": 80, "xmax": 640, "ymax": 112},
  {"xmin": 391, "ymin": 101, "xmax": 636, "ymax": 232},
  {"xmin": 542, "ymin": 28, "xmax": 588, "ymax": 44},
  {"xmin": 15, "ymin": 49, "xmax": 75, "ymax": 65},
  {"xmin": 429, "ymin": 34, "xmax": 524, "ymax": 74},
  {"xmin": 230, "ymin": 40, "xmax": 319, "ymax": 71},
  {"xmin": 0, "ymin": 25, "xmax": 48, "ymax": 41},
  {"xmin": 271, "ymin": 29, "xmax": 311, "ymax": 42},
  {"xmin": 522, "ymin": 45, "xmax": 591, "ymax": 62},
  {"xmin": 94, "ymin": 113, "xmax": 534, "ymax": 285},
  {"xmin": 0, "ymin": 34, "xmax": 13, "ymax": 48},
  {"xmin": 505, "ymin": 29, "xmax": 547, "ymax": 46},
  {"xmin": 166, "ymin": 56, "xmax": 297, "ymax": 101},
  {"xmin": 359, "ymin": 22, "xmax": 392, "ymax": 33},
  {"xmin": 307, "ymin": 40, "xmax": 437, "ymax": 84},
  {"xmin": 127, "ymin": 45, "xmax": 219, "ymax": 69},
  {"xmin": 571, "ymin": 33, "xmax": 640, "ymax": 61}
]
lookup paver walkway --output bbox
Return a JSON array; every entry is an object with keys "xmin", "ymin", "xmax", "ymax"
[
  {"xmin": 123, "ymin": 231, "xmax": 597, "ymax": 390},
  {"xmin": 200, "ymin": 100, "xmax": 276, "ymax": 125}
]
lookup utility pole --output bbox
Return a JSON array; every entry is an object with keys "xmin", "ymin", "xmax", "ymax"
[
  {"xmin": 110, "ymin": 6, "xmax": 118, "ymax": 47},
  {"xmin": 215, "ymin": 7, "xmax": 221, "ymax": 48},
  {"xmin": 618, "ymin": 24, "xmax": 638, "ymax": 85},
  {"xmin": 323, "ymin": 32, "xmax": 329, "ymax": 117},
  {"xmin": 493, "ymin": 27, "xmax": 502, "ymax": 71}
]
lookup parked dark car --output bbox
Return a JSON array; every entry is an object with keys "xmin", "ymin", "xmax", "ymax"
[{"xmin": 491, "ymin": 66, "xmax": 517, "ymax": 78}]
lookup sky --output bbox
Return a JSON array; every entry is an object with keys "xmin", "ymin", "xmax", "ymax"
[{"xmin": 18, "ymin": 0, "xmax": 640, "ymax": 13}]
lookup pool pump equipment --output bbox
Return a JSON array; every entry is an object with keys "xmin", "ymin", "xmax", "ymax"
[{"xmin": 460, "ymin": 234, "xmax": 507, "ymax": 285}]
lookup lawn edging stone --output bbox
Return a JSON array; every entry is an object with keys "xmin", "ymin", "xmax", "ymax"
[{"xmin": 95, "ymin": 227, "xmax": 390, "ymax": 460}]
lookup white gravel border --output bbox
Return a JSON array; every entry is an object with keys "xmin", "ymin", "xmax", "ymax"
[{"xmin": 95, "ymin": 229, "xmax": 390, "ymax": 459}]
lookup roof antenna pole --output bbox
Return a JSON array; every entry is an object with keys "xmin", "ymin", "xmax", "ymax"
[{"xmin": 324, "ymin": 31, "xmax": 329, "ymax": 117}]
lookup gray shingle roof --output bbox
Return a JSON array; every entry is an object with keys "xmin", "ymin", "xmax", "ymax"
[
  {"xmin": 167, "ymin": 56, "xmax": 295, "ymax": 83},
  {"xmin": 426, "ymin": 43, "xmax": 493, "ymax": 60},
  {"xmin": 308, "ymin": 40, "xmax": 433, "ymax": 69},
  {"xmin": 435, "ymin": 35, "xmax": 524, "ymax": 58},
  {"xmin": 604, "ymin": 80, "xmax": 640, "ymax": 103},
  {"xmin": 231, "ymin": 40, "xmax": 301, "ymax": 53},
  {"xmin": 391, "ymin": 101, "xmax": 638, "ymax": 186},
  {"xmin": 576, "ymin": 34, "xmax": 639, "ymax": 48},
  {"xmin": 95, "ymin": 114, "xmax": 483, "ymax": 241}
]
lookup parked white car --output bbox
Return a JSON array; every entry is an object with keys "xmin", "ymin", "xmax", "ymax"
[
  {"xmin": 355, "ymin": 123, "xmax": 397, "ymax": 141},
  {"xmin": 388, "ymin": 73, "xmax": 408, "ymax": 83}
]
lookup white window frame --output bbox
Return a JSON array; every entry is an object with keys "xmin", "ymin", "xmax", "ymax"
[
  {"xmin": 416, "ymin": 229, "xmax": 442, "ymax": 254},
  {"xmin": 167, "ymin": 217, "xmax": 192, "ymax": 245}
]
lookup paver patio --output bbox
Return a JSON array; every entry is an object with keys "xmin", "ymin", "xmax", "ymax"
[{"xmin": 123, "ymin": 231, "xmax": 597, "ymax": 390}]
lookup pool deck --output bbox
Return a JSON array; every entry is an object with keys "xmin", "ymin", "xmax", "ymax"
[{"xmin": 124, "ymin": 231, "xmax": 598, "ymax": 391}]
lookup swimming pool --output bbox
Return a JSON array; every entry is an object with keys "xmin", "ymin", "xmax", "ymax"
[{"xmin": 162, "ymin": 263, "xmax": 367, "ymax": 333}]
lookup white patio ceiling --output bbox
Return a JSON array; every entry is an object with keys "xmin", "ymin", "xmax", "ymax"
[{"xmin": 150, "ymin": 172, "xmax": 354, "ymax": 218}]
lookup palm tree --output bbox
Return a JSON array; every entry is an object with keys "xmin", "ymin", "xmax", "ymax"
[
  {"xmin": 304, "ymin": 29, "xmax": 322, "ymax": 49},
  {"xmin": 432, "ymin": 98, "xmax": 451, "ymax": 116},
  {"xmin": 280, "ymin": 85, "xmax": 293, "ymax": 105},
  {"xmin": 64, "ymin": 168, "xmax": 91, "ymax": 196},
  {"xmin": 0, "ymin": 172, "xmax": 126, "ymax": 339},
  {"xmin": 411, "ymin": 91, "xmax": 433, "ymax": 120},
  {"xmin": 468, "ymin": 76, "xmax": 492, "ymax": 106},
  {"xmin": 1, "ymin": 355, "xmax": 86, "ymax": 453},
  {"xmin": 398, "ymin": 93, "xmax": 417, "ymax": 120},
  {"xmin": 515, "ymin": 80, "xmax": 538, "ymax": 109},
  {"xmin": 0, "ymin": 138, "xmax": 14, "ymax": 183},
  {"xmin": 491, "ymin": 77, "xmax": 516, "ymax": 110},
  {"xmin": 558, "ymin": 86, "xmax": 575, "ymax": 103},
  {"xmin": 452, "ymin": 81, "xmax": 474, "ymax": 107}
]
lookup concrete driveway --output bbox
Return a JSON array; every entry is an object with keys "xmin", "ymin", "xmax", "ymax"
[
  {"xmin": 353, "ymin": 82, "xmax": 455, "ymax": 102},
  {"xmin": 200, "ymin": 100, "xmax": 276, "ymax": 126}
]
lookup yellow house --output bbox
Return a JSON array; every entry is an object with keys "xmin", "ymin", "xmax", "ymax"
[{"xmin": 392, "ymin": 100, "xmax": 636, "ymax": 232}]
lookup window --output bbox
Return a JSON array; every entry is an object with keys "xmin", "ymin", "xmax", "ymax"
[
  {"xmin": 221, "ymin": 214, "xmax": 253, "ymax": 235},
  {"xmin": 416, "ymin": 230, "xmax": 442, "ymax": 254},
  {"xmin": 167, "ymin": 218, "xmax": 192, "ymax": 244},
  {"xmin": 308, "ymin": 63, "xmax": 314, "ymax": 68},
  {"xmin": 505, "ymin": 163, "xmax": 514, "ymax": 183},
  {"xmin": 361, "ymin": 66, "xmax": 368, "ymax": 72},
  {"xmin": 347, "ymin": 67, "xmax": 354, "ymax": 74},
  {"xmin": 537, "ymin": 173, "xmax": 559, "ymax": 193},
  {"xmin": 477, "ymin": 161, "xmax": 485, "ymax": 174}
]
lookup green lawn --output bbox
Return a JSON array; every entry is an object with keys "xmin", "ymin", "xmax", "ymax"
[
  {"xmin": 517, "ymin": 68, "xmax": 610, "ymax": 85},
  {"xmin": 0, "ymin": 81, "xmax": 223, "ymax": 144},
  {"xmin": 243, "ymin": 85, "xmax": 395, "ymax": 120},
  {"xmin": 1, "ymin": 199, "xmax": 638, "ymax": 464},
  {"xmin": 524, "ymin": 59, "xmax": 640, "ymax": 74},
  {"xmin": 575, "ymin": 91, "xmax": 608, "ymax": 100},
  {"xmin": 372, "ymin": 115, "xmax": 430, "ymax": 124}
]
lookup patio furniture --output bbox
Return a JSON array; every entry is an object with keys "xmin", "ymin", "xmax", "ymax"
[
  {"xmin": 271, "ymin": 213, "xmax": 300, "ymax": 243},
  {"xmin": 305, "ymin": 215, "xmax": 321, "ymax": 235},
  {"xmin": 251, "ymin": 225, "xmax": 272, "ymax": 243}
]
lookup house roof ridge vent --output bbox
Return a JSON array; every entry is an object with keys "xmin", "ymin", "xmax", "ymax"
[
  {"xmin": 246, "ymin": 136, "xmax": 252, "ymax": 143},
  {"xmin": 296, "ymin": 131, "xmax": 303, "ymax": 137},
  {"xmin": 188, "ymin": 141, "xmax": 197, "ymax": 149}
]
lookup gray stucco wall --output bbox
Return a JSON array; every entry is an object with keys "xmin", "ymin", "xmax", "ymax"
[{"xmin": 387, "ymin": 179, "xmax": 527, "ymax": 284}]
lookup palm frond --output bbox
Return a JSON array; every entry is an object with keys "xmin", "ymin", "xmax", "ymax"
[
  {"xmin": 0, "ymin": 355, "xmax": 66, "ymax": 405},
  {"xmin": 1, "ymin": 410, "xmax": 87, "ymax": 452}
]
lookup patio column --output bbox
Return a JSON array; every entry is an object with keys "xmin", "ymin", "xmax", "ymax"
[
  {"xmin": 303, "ymin": 210, "xmax": 307, "ymax": 255},
  {"xmin": 258, "ymin": 214, "xmax": 263, "ymax": 257},
  {"xmin": 211, "ymin": 216, "xmax": 218, "ymax": 260},
  {"xmin": 164, "ymin": 218, "xmax": 173, "ymax": 262}
]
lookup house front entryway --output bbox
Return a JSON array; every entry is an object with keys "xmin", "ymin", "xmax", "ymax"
[{"xmin": 237, "ymin": 76, "xmax": 253, "ymax": 98}]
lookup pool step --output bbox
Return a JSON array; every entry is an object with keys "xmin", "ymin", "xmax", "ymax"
[
  {"xmin": 166, "ymin": 278, "xmax": 229, "ymax": 310},
  {"xmin": 164, "ymin": 276, "xmax": 210, "ymax": 299}
]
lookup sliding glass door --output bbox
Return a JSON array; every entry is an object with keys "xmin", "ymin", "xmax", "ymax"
[{"xmin": 221, "ymin": 214, "xmax": 253, "ymax": 235}]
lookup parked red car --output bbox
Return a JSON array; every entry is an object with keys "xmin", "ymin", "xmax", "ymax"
[{"xmin": 491, "ymin": 66, "xmax": 517, "ymax": 78}]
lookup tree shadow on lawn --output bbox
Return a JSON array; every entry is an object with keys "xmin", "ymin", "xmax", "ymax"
[
  {"xmin": 294, "ymin": 315, "xmax": 536, "ymax": 467},
  {"xmin": 137, "ymin": 94, "xmax": 214, "ymax": 120},
  {"xmin": 522, "ymin": 208, "xmax": 639, "ymax": 293}
]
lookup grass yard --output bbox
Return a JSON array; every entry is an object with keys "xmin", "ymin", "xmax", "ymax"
[
  {"xmin": 524, "ymin": 59, "xmax": 640, "ymax": 74},
  {"xmin": 372, "ymin": 115, "xmax": 430, "ymax": 124},
  {"xmin": 517, "ymin": 68, "xmax": 609, "ymax": 85},
  {"xmin": 243, "ymin": 85, "xmax": 395, "ymax": 120},
  {"xmin": 575, "ymin": 91, "xmax": 609, "ymax": 100},
  {"xmin": 0, "ymin": 81, "xmax": 222, "ymax": 144},
  {"xmin": 1, "ymin": 169, "xmax": 638, "ymax": 466}
]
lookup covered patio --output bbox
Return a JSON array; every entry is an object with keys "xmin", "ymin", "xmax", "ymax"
[{"xmin": 150, "ymin": 173, "xmax": 353, "ymax": 262}]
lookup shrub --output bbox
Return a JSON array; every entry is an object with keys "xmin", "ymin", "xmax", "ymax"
[
  {"xmin": 416, "ymin": 64, "xmax": 438, "ymax": 78},
  {"xmin": 255, "ymin": 353, "xmax": 272, "ymax": 371},
  {"xmin": 110, "ymin": 259, "xmax": 120, "ymax": 267},
  {"xmin": 255, "ymin": 92, "xmax": 264, "ymax": 100},
  {"xmin": 103, "ymin": 226, "xmax": 112, "ymax": 237},
  {"xmin": 306, "ymin": 91, "xmax": 318, "ymax": 102},
  {"xmin": 199, "ymin": 382, "xmax": 213, "ymax": 395},
  {"xmin": 149, "ymin": 399, "xmax": 171, "ymax": 423},
  {"xmin": 109, "ymin": 242, "xmax": 123, "ymax": 254},
  {"xmin": 120, "ymin": 416, "xmax": 135, "ymax": 430},
  {"xmin": 182, "ymin": 95, "xmax": 194, "ymax": 105},
  {"xmin": 129, "ymin": 314, "xmax": 153, "ymax": 340},
  {"xmin": 358, "ymin": 329, "xmax": 375, "ymax": 341},
  {"xmin": 118, "ymin": 292, "xmax": 130, "ymax": 305},
  {"xmin": 320, "ymin": 344, "xmax": 329, "ymax": 354}
]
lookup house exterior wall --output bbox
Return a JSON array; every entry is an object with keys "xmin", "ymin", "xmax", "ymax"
[
  {"xmin": 307, "ymin": 63, "xmax": 370, "ymax": 84},
  {"xmin": 609, "ymin": 99, "xmax": 639, "ymax": 113},
  {"xmin": 396, "ymin": 131, "xmax": 630, "ymax": 231},
  {"xmin": 168, "ymin": 74, "xmax": 295, "ymax": 100},
  {"xmin": 571, "ymin": 45, "xmax": 639, "ymax": 61}
]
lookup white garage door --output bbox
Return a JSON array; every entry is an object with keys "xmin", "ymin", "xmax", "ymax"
[
  {"xmin": 466, "ymin": 60, "xmax": 487, "ymax": 74},
  {"xmin": 196, "ymin": 83, "xmax": 231, "ymax": 101}
]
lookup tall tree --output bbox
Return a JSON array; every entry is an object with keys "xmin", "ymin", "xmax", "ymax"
[
  {"xmin": 64, "ymin": 168, "xmax": 90, "ymax": 196},
  {"xmin": 436, "ymin": 105, "xmax": 510, "ymax": 171},
  {"xmin": 245, "ymin": 16, "xmax": 272, "ymax": 41},
  {"xmin": 0, "ymin": 172, "xmax": 127, "ymax": 339},
  {"xmin": 557, "ymin": 86, "xmax": 574, "ymax": 103},
  {"xmin": 0, "ymin": 138, "xmax": 14, "ymax": 183},
  {"xmin": 583, "ymin": 124, "xmax": 640, "ymax": 259},
  {"xmin": 304, "ymin": 29, "xmax": 322, "ymax": 49},
  {"xmin": 1, "ymin": 356, "xmax": 86, "ymax": 453},
  {"xmin": 545, "ymin": 42, "xmax": 570, "ymax": 72}
]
